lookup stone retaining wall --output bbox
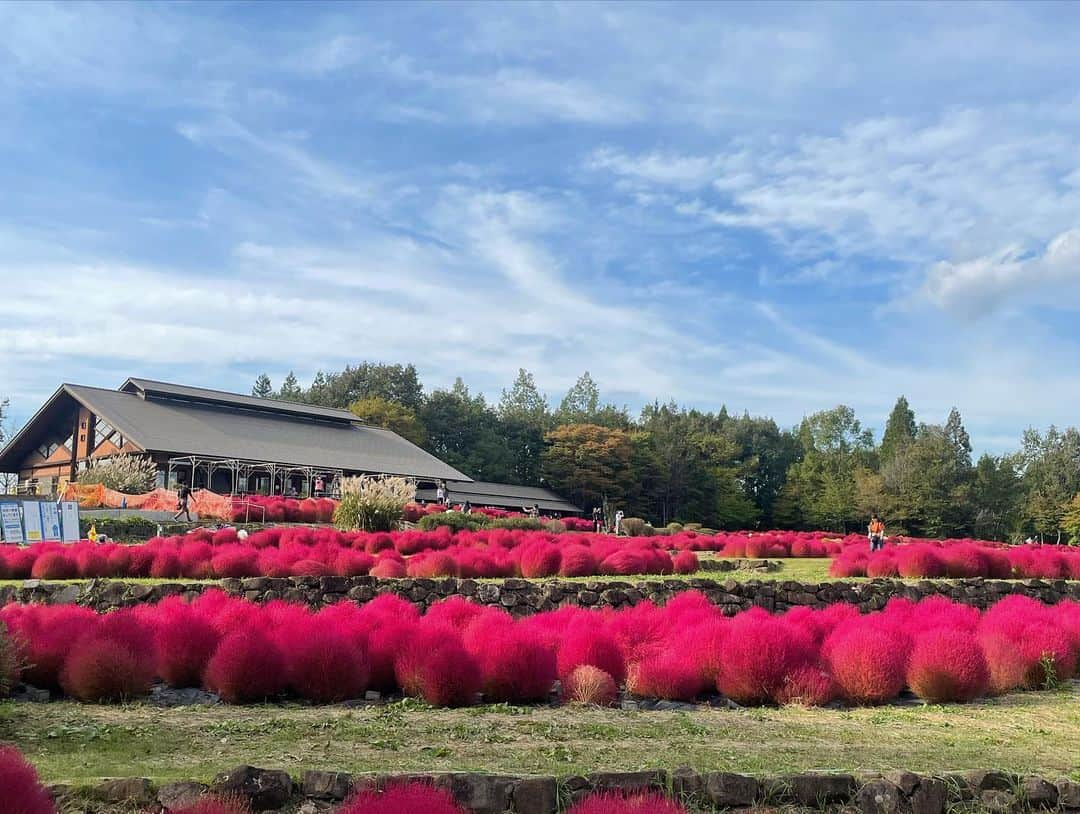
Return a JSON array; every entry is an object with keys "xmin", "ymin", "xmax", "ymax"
[
  {"xmin": 4, "ymin": 573, "xmax": 1077, "ymax": 615},
  {"xmin": 53, "ymin": 766, "xmax": 1080, "ymax": 813}
]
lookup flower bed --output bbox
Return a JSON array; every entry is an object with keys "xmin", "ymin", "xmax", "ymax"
[
  {"xmin": 2, "ymin": 592, "xmax": 1077, "ymax": 709},
  {"xmin": 831, "ymin": 541, "xmax": 1080, "ymax": 580},
  {"xmin": 0, "ymin": 527, "xmax": 706, "ymax": 580}
]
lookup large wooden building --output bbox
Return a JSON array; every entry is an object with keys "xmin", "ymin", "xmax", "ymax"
[{"xmin": 0, "ymin": 378, "xmax": 469, "ymax": 496}]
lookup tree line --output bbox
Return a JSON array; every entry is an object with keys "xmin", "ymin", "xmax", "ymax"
[{"xmin": 250, "ymin": 366, "xmax": 1080, "ymax": 542}]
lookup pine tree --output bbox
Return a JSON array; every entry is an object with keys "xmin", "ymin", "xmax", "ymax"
[
  {"xmin": 880, "ymin": 396, "xmax": 916, "ymax": 464},
  {"xmin": 944, "ymin": 407, "xmax": 973, "ymax": 471},
  {"xmin": 499, "ymin": 369, "xmax": 549, "ymax": 427},
  {"xmin": 279, "ymin": 371, "xmax": 302, "ymax": 401},
  {"xmin": 251, "ymin": 374, "xmax": 273, "ymax": 398},
  {"xmin": 557, "ymin": 371, "xmax": 601, "ymax": 424}
]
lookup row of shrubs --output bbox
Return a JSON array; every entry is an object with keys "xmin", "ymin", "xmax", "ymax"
[
  {"xmin": 831, "ymin": 541, "xmax": 1080, "ymax": 580},
  {"xmin": 0, "ymin": 748, "xmax": 694, "ymax": 814},
  {"xmin": 2, "ymin": 591, "xmax": 1077, "ymax": 708},
  {"xmin": 1, "ymin": 527, "xmax": 703, "ymax": 580}
]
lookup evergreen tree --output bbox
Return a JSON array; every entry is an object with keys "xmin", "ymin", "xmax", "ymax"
[
  {"xmin": 944, "ymin": 407, "xmax": 973, "ymax": 471},
  {"xmin": 499, "ymin": 369, "xmax": 550, "ymax": 427},
  {"xmin": 251, "ymin": 374, "xmax": 273, "ymax": 398},
  {"xmin": 279, "ymin": 372, "xmax": 302, "ymax": 401},
  {"xmin": 557, "ymin": 372, "xmax": 600, "ymax": 424},
  {"xmin": 880, "ymin": 396, "xmax": 916, "ymax": 463}
]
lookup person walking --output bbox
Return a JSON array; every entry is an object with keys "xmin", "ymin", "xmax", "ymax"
[
  {"xmin": 868, "ymin": 514, "xmax": 886, "ymax": 552},
  {"xmin": 173, "ymin": 481, "xmax": 193, "ymax": 522},
  {"xmin": 614, "ymin": 509, "xmax": 625, "ymax": 536},
  {"xmin": 436, "ymin": 480, "xmax": 447, "ymax": 505},
  {"xmin": 592, "ymin": 506, "xmax": 603, "ymax": 533}
]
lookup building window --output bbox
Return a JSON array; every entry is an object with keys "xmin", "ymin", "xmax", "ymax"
[
  {"xmin": 37, "ymin": 441, "xmax": 61, "ymax": 459},
  {"xmin": 94, "ymin": 420, "xmax": 120, "ymax": 449}
]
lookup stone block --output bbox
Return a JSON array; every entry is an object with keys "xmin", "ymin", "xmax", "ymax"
[
  {"xmin": 790, "ymin": 773, "xmax": 857, "ymax": 806},
  {"xmin": 97, "ymin": 777, "xmax": 155, "ymax": 804},
  {"xmin": 704, "ymin": 772, "xmax": 758, "ymax": 807},
  {"xmin": 856, "ymin": 779, "xmax": 902, "ymax": 814},
  {"xmin": 911, "ymin": 777, "xmax": 948, "ymax": 814},
  {"xmin": 158, "ymin": 781, "xmax": 208, "ymax": 810},
  {"xmin": 212, "ymin": 765, "xmax": 294, "ymax": 811},
  {"xmin": 301, "ymin": 770, "xmax": 353, "ymax": 800},
  {"xmin": 512, "ymin": 777, "xmax": 558, "ymax": 814}
]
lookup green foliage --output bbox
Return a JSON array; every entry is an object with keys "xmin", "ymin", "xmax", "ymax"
[
  {"xmin": 543, "ymin": 519, "xmax": 567, "ymax": 534},
  {"xmin": 349, "ymin": 396, "xmax": 427, "ymax": 446},
  {"xmin": 489, "ymin": 516, "xmax": 544, "ymax": 531},
  {"xmin": 333, "ymin": 475, "xmax": 415, "ymax": 532},
  {"xmin": 251, "ymin": 374, "xmax": 273, "ymax": 398},
  {"xmin": 620, "ymin": 517, "xmax": 647, "ymax": 536},
  {"xmin": 541, "ymin": 423, "xmax": 635, "ymax": 512},
  {"xmin": 79, "ymin": 516, "xmax": 159, "ymax": 541},
  {"xmin": 78, "ymin": 454, "xmax": 158, "ymax": 493},
  {"xmin": 880, "ymin": 395, "xmax": 917, "ymax": 465},
  {"xmin": 417, "ymin": 511, "xmax": 489, "ymax": 532}
]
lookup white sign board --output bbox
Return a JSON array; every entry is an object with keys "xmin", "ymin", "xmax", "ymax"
[
  {"xmin": 22, "ymin": 501, "xmax": 44, "ymax": 542},
  {"xmin": 0, "ymin": 501, "xmax": 23, "ymax": 543},
  {"xmin": 40, "ymin": 502, "xmax": 62, "ymax": 541},
  {"xmin": 60, "ymin": 501, "xmax": 81, "ymax": 542}
]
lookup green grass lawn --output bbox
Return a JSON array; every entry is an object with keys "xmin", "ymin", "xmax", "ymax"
[{"xmin": 3, "ymin": 686, "xmax": 1078, "ymax": 786}]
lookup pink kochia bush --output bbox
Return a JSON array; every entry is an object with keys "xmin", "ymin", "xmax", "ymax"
[
  {"xmin": 566, "ymin": 791, "xmax": 688, "ymax": 814},
  {"xmin": 2, "ymin": 592, "xmax": 1078, "ymax": 709},
  {"xmin": 831, "ymin": 540, "xmax": 1079, "ymax": 580},
  {"xmin": 338, "ymin": 782, "xmax": 466, "ymax": 814},
  {"xmin": 169, "ymin": 797, "xmax": 252, "ymax": 814},
  {"xmin": 0, "ymin": 745, "xmax": 56, "ymax": 814}
]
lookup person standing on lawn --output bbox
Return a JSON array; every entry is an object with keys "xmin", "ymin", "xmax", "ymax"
[{"xmin": 868, "ymin": 515, "xmax": 886, "ymax": 552}]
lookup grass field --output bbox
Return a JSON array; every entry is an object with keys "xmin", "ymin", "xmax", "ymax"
[{"xmin": 4, "ymin": 685, "xmax": 1078, "ymax": 786}]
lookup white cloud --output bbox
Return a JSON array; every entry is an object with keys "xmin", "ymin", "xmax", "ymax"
[{"xmin": 920, "ymin": 228, "xmax": 1080, "ymax": 317}]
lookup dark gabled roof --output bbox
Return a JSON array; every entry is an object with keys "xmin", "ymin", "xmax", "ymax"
[
  {"xmin": 0, "ymin": 382, "xmax": 470, "ymax": 482},
  {"xmin": 121, "ymin": 377, "xmax": 358, "ymax": 423},
  {"xmin": 416, "ymin": 480, "xmax": 581, "ymax": 514}
]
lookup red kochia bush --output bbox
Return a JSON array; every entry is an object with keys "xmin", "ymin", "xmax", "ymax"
[
  {"xmin": 825, "ymin": 623, "xmax": 909, "ymax": 704},
  {"xmin": 203, "ymin": 630, "xmax": 287, "ymax": 703},
  {"xmin": 394, "ymin": 626, "xmax": 482, "ymax": 707},
  {"xmin": 281, "ymin": 622, "xmax": 370, "ymax": 703},
  {"xmin": 557, "ymin": 625, "xmax": 627, "ymax": 684},
  {"xmin": 155, "ymin": 605, "xmax": 222, "ymax": 687},
  {"xmin": 907, "ymin": 629, "xmax": 989, "ymax": 703},
  {"xmin": 338, "ymin": 782, "xmax": 466, "ymax": 814},
  {"xmin": 672, "ymin": 550, "xmax": 699, "ymax": 575},
  {"xmin": 60, "ymin": 636, "xmax": 153, "ymax": 702},
  {"xmin": 0, "ymin": 745, "xmax": 56, "ymax": 814},
  {"xmin": 566, "ymin": 790, "xmax": 688, "ymax": 814},
  {"xmin": 628, "ymin": 652, "xmax": 704, "ymax": 701},
  {"xmin": 168, "ymin": 797, "xmax": 252, "ymax": 814},
  {"xmin": 717, "ymin": 614, "xmax": 814, "ymax": 705}
]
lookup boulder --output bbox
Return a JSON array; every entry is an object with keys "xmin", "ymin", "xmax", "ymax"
[
  {"xmin": 1021, "ymin": 777, "xmax": 1058, "ymax": 809},
  {"xmin": 910, "ymin": 777, "xmax": 948, "ymax": 814},
  {"xmin": 512, "ymin": 777, "xmax": 558, "ymax": 814},
  {"xmin": 158, "ymin": 781, "xmax": 208, "ymax": 811},
  {"xmin": 211, "ymin": 765, "xmax": 294, "ymax": 810},
  {"xmin": 790, "ymin": 772, "xmax": 856, "ymax": 805},
  {"xmin": 856, "ymin": 779, "xmax": 902, "ymax": 814},
  {"xmin": 301, "ymin": 770, "xmax": 354, "ymax": 801},
  {"xmin": 96, "ymin": 778, "xmax": 155, "ymax": 805},
  {"xmin": 704, "ymin": 772, "xmax": 758, "ymax": 807}
]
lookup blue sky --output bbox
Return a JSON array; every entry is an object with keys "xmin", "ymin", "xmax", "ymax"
[{"xmin": 2, "ymin": 1, "xmax": 1080, "ymax": 451}]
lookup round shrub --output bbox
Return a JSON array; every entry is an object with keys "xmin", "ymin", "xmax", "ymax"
[
  {"xmin": 395, "ymin": 628, "xmax": 481, "ymax": 707},
  {"xmin": 566, "ymin": 790, "xmax": 688, "ymax": 814},
  {"xmin": 825, "ymin": 624, "xmax": 909, "ymax": 704},
  {"xmin": 0, "ymin": 745, "xmax": 56, "ymax": 814},
  {"xmin": 628, "ymin": 652, "xmax": 704, "ymax": 701},
  {"xmin": 563, "ymin": 665, "xmax": 618, "ymax": 706},
  {"xmin": 155, "ymin": 609, "xmax": 221, "ymax": 687},
  {"xmin": 672, "ymin": 550, "xmax": 699, "ymax": 575},
  {"xmin": 556, "ymin": 626, "xmax": 626, "ymax": 684},
  {"xmin": 472, "ymin": 626, "xmax": 555, "ymax": 703},
  {"xmin": 284, "ymin": 625, "xmax": 370, "ymax": 703},
  {"xmin": 907, "ymin": 629, "xmax": 989, "ymax": 703},
  {"xmin": 717, "ymin": 615, "xmax": 814, "ymax": 705},
  {"xmin": 338, "ymin": 782, "xmax": 465, "ymax": 814},
  {"xmin": 773, "ymin": 665, "xmax": 837, "ymax": 707},
  {"xmin": 60, "ymin": 636, "xmax": 153, "ymax": 702},
  {"xmin": 30, "ymin": 551, "xmax": 78, "ymax": 580},
  {"xmin": 204, "ymin": 631, "xmax": 287, "ymax": 703}
]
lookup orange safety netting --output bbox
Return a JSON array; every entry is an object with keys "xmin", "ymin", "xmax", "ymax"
[{"xmin": 61, "ymin": 484, "xmax": 233, "ymax": 520}]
